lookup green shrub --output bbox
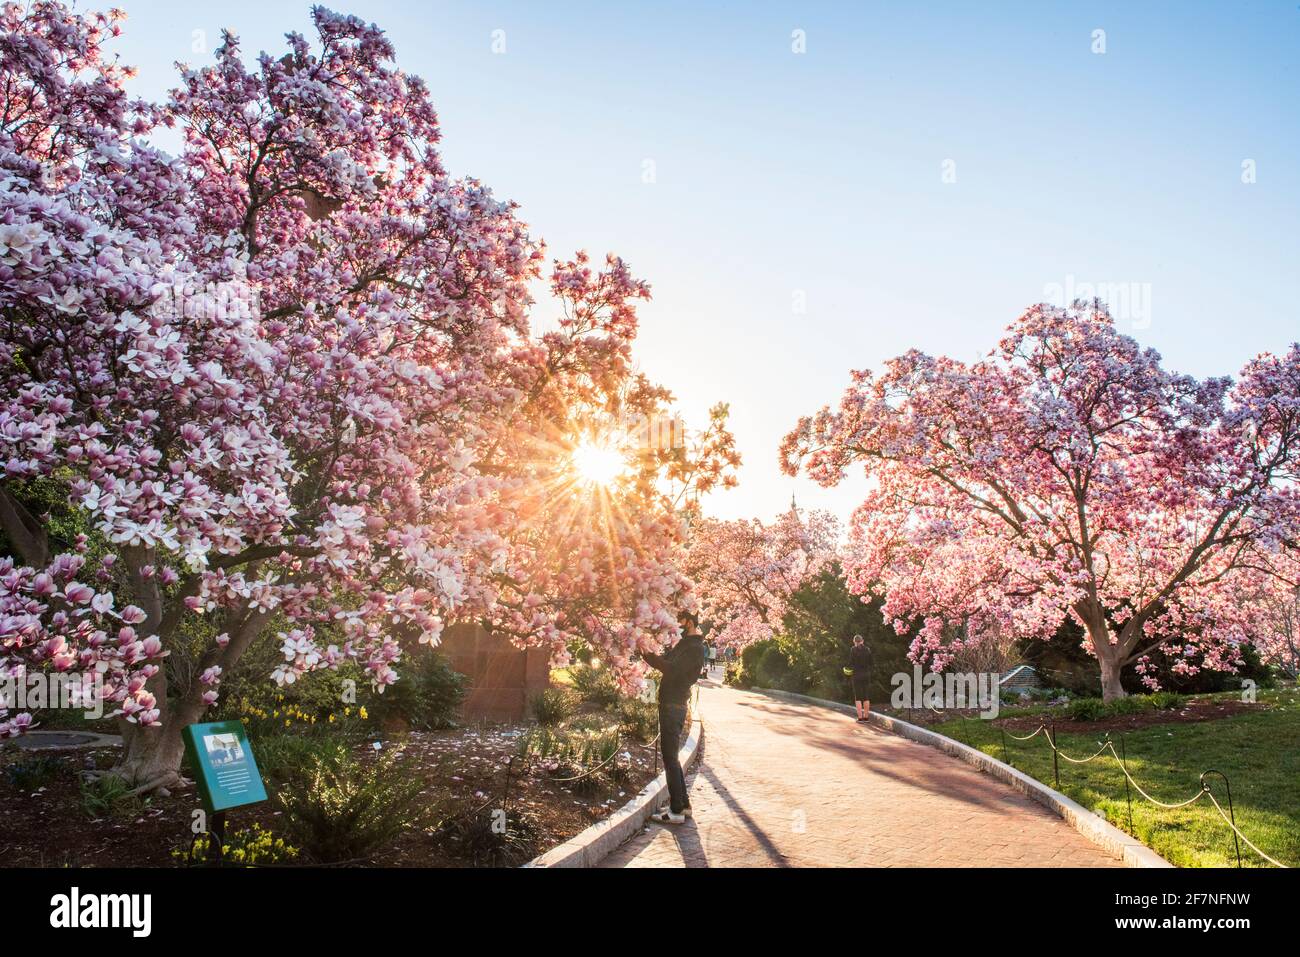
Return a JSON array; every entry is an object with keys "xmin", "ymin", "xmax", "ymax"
[
  {"xmin": 366, "ymin": 649, "xmax": 467, "ymax": 730},
  {"xmin": 253, "ymin": 735, "xmax": 350, "ymax": 784},
  {"xmin": 208, "ymin": 626, "xmax": 388, "ymax": 738},
  {"xmin": 1012, "ymin": 686, "xmax": 1072, "ymax": 702},
  {"xmin": 1064, "ymin": 697, "xmax": 1108, "ymax": 721},
  {"xmin": 569, "ymin": 664, "xmax": 622, "ymax": 707},
  {"xmin": 79, "ymin": 774, "xmax": 143, "ymax": 820},
  {"xmin": 564, "ymin": 725, "xmax": 622, "ymax": 794},
  {"xmin": 5, "ymin": 754, "xmax": 67, "ymax": 790},
  {"xmin": 518, "ymin": 723, "xmax": 623, "ymax": 792},
  {"xmin": 1062, "ymin": 692, "xmax": 1184, "ymax": 722},
  {"xmin": 1109, "ymin": 695, "xmax": 1152, "ymax": 716},
  {"xmin": 1002, "ymin": 686, "xmax": 1071, "ymax": 706},
  {"xmin": 520, "ymin": 723, "xmax": 619, "ymax": 764},
  {"xmin": 529, "ymin": 688, "xmax": 576, "ymax": 726},
  {"xmin": 572, "ymin": 725, "xmax": 621, "ymax": 768},
  {"xmin": 215, "ymin": 659, "xmax": 373, "ymax": 739},
  {"xmin": 173, "ymin": 823, "xmax": 299, "ymax": 867},
  {"xmin": 775, "ymin": 570, "xmax": 915, "ymax": 703},
  {"xmin": 564, "ymin": 713, "xmax": 615, "ymax": 733},
  {"xmin": 616, "ymin": 698, "xmax": 658, "ymax": 743},
  {"xmin": 724, "ymin": 661, "xmax": 750, "ymax": 688},
  {"xmin": 756, "ymin": 643, "xmax": 799, "ymax": 691},
  {"xmin": 730, "ymin": 639, "xmax": 776, "ymax": 689},
  {"xmin": 272, "ymin": 747, "xmax": 432, "ymax": 863},
  {"xmin": 731, "ymin": 638, "xmax": 808, "ymax": 693},
  {"xmin": 437, "ymin": 806, "xmax": 542, "ymax": 867},
  {"xmin": 517, "ymin": 724, "xmax": 565, "ymax": 759},
  {"xmin": 1148, "ymin": 691, "xmax": 1185, "ymax": 710}
]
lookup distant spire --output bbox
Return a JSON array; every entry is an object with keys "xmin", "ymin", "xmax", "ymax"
[{"xmin": 790, "ymin": 490, "xmax": 798, "ymax": 513}]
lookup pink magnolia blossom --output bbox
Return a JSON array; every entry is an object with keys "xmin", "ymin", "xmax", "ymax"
[
  {"xmin": 0, "ymin": 2, "xmax": 736, "ymax": 781},
  {"xmin": 685, "ymin": 508, "xmax": 839, "ymax": 648},
  {"xmin": 782, "ymin": 302, "xmax": 1300, "ymax": 699}
]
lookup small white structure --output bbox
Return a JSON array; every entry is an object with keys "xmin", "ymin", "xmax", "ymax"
[{"xmin": 999, "ymin": 664, "xmax": 1042, "ymax": 692}]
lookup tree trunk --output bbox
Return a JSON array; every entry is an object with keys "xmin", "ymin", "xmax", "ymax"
[
  {"xmin": 112, "ymin": 670, "xmax": 212, "ymax": 790},
  {"xmin": 111, "ymin": 545, "xmax": 180, "ymax": 788},
  {"xmin": 0, "ymin": 483, "xmax": 49, "ymax": 567},
  {"xmin": 113, "ymin": 716, "xmax": 188, "ymax": 791},
  {"xmin": 1077, "ymin": 601, "xmax": 1128, "ymax": 702},
  {"xmin": 1097, "ymin": 653, "xmax": 1127, "ymax": 702},
  {"xmin": 111, "ymin": 601, "xmax": 274, "ymax": 790}
]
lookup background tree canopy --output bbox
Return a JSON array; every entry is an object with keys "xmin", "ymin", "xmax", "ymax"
[{"xmin": 727, "ymin": 565, "xmax": 911, "ymax": 703}]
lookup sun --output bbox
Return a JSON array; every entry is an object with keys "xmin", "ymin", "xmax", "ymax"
[{"xmin": 571, "ymin": 439, "xmax": 625, "ymax": 487}]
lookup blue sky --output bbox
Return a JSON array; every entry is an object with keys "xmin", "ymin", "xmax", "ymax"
[{"xmin": 110, "ymin": 0, "xmax": 1300, "ymax": 522}]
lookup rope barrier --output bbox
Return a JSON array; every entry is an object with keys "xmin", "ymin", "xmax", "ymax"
[
  {"xmin": 1000, "ymin": 725, "xmax": 1049, "ymax": 742},
  {"xmin": 1205, "ymin": 790, "xmax": 1288, "ymax": 869},
  {"xmin": 1100, "ymin": 741, "xmax": 1209, "ymax": 810},
  {"xmin": 995, "ymin": 721, "xmax": 1286, "ymax": 866},
  {"xmin": 1045, "ymin": 733, "xmax": 1111, "ymax": 765},
  {"xmin": 545, "ymin": 733, "xmax": 627, "ymax": 783}
]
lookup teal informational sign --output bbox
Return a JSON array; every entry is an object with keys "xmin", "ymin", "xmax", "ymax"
[{"xmin": 182, "ymin": 720, "xmax": 267, "ymax": 813}]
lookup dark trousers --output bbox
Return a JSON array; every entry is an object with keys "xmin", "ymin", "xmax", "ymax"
[{"xmin": 658, "ymin": 702, "xmax": 690, "ymax": 813}]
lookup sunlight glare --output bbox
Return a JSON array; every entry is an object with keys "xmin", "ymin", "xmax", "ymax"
[{"xmin": 571, "ymin": 440, "xmax": 625, "ymax": 487}]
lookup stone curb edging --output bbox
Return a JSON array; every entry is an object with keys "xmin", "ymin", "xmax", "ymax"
[
  {"xmin": 522, "ymin": 719, "xmax": 704, "ymax": 868},
  {"xmin": 755, "ymin": 687, "xmax": 1172, "ymax": 869},
  {"xmin": 3, "ymin": 730, "xmax": 123, "ymax": 751}
]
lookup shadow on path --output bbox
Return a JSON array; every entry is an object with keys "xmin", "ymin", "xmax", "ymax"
[
  {"xmin": 696, "ymin": 764, "xmax": 790, "ymax": 867},
  {"xmin": 730, "ymin": 696, "xmax": 1017, "ymax": 814}
]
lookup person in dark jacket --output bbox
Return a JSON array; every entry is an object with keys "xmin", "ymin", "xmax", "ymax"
[
  {"xmin": 641, "ymin": 610, "xmax": 706, "ymax": 824},
  {"xmin": 847, "ymin": 634, "xmax": 873, "ymax": 723}
]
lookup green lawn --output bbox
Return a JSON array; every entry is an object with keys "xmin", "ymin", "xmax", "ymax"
[{"xmin": 927, "ymin": 688, "xmax": 1300, "ymax": 868}]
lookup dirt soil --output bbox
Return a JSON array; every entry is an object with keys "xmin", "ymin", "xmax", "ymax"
[
  {"xmin": 0, "ymin": 723, "xmax": 660, "ymax": 868},
  {"xmin": 992, "ymin": 698, "xmax": 1267, "ymax": 734},
  {"xmin": 878, "ymin": 697, "xmax": 1267, "ymax": 734}
]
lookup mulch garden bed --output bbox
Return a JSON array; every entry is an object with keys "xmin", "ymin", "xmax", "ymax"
[
  {"xmin": 0, "ymin": 723, "xmax": 659, "ymax": 868},
  {"xmin": 992, "ymin": 698, "xmax": 1266, "ymax": 734},
  {"xmin": 878, "ymin": 697, "xmax": 1267, "ymax": 734}
]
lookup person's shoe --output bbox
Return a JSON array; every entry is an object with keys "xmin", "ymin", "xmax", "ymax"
[
  {"xmin": 682, "ymin": 805, "xmax": 694, "ymax": 819},
  {"xmin": 856, "ymin": 716, "xmax": 867, "ymax": 723},
  {"xmin": 651, "ymin": 808, "xmax": 687, "ymax": 825}
]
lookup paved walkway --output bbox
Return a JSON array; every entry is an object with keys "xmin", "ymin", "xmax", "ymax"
[{"xmin": 601, "ymin": 683, "xmax": 1122, "ymax": 868}]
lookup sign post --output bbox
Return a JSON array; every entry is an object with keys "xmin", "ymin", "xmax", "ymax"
[
  {"xmin": 207, "ymin": 811, "xmax": 227, "ymax": 866},
  {"xmin": 181, "ymin": 720, "xmax": 267, "ymax": 865}
]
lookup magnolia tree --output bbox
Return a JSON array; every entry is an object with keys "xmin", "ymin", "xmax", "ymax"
[
  {"xmin": 0, "ymin": 2, "xmax": 734, "ymax": 789},
  {"xmin": 684, "ymin": 508, "xmax": 839, "ymax": 648},
  {"xmin": 1258, "ymin": 583, "xmax": 1300, "ymax": 678},
  {"xmin": 471, "ymin": 254, "xmax": 742, "ymax": 688},
  {"xmin": 782, "ymin": 303, "xmax": 1300, "ymax": 700}
]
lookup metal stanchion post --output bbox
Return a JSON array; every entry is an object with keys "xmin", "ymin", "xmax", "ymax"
[
  {"xmin": 1050, "ymin": 721, "xmax": 1060, "ymax": 790},
  {"xmin": 1118, "ymin": 734, "xmax": 1134, "ymax": 833},
  {"xmin": 1201, "ymin": 769, "xmax": 1242, "ymax": 868},
  {"xmin": 207, "ymin": 811, "xmax": 227, "ymax": 867},
  {"xmin": 653, "ymin": 707, "xmax": 660, "ymax": 777}
]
